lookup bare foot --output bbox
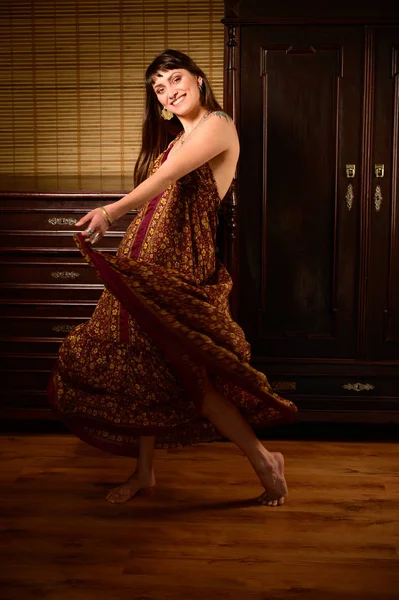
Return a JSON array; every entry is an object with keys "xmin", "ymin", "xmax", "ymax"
[
  {"xmin": 106, "ymin": 469, "xmax": 155, "ymax": 504},
  {"xmin": 253, "ymin": 450, "xmax": 288, "ymax": 507}
]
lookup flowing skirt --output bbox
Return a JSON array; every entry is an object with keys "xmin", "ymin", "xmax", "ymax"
[{"xmin": 48, "ymin": 167, "xmax": 297, "ymax": 457}]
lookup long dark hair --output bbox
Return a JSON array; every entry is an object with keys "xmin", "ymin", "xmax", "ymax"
[{"xmin": 133, "ymin": 49, "xmax": 223, "ymax": 187}]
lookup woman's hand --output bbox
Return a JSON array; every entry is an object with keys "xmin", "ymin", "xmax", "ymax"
[{"xmin": 75, "ymin": 207, "xmax": 111, "ymax": 245}]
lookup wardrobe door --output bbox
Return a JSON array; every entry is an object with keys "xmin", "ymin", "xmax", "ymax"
[
  {"xmin": 238, "ymin": 26, "xmax": 363, "ymax": 359},
  {"xmin": 367, "ymin": 28, "xmax": 399, "ymax": 360}
]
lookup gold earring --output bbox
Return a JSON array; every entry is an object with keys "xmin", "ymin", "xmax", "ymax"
[{"xmin": 161, "ymin": 107, "xmax": 174, "ymax": 120}]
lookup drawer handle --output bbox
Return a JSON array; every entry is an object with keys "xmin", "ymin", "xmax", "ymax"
[
  {"xmin": 52, "ymin": 324, "xmax": 75, "ymax": 333},
  {"xmin": 374, "ymin": 185, "xmax": 383, "ymax": 212},
  {"xmin": 51, "ymin": 271, "xmax": 80, "ymax": 280},
  {"xmin": 345, "ymin": 183, "xmax": 354, "ymax": 211},
  {"xmin": 48, "ymin": 217, "xmax": 78, "ymax": 226},
  {"xmin": 342, "ymin": 382, "xmax": 375, "ymax": 392},
  {"xmin": 272, "ymin": 381, "xmax": 296, "ymax": 392}
]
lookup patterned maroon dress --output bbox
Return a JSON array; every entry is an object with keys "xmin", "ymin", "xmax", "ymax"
[{"xmin": 48, "ymin": 137, "xmax": 297, "ymax": 456}]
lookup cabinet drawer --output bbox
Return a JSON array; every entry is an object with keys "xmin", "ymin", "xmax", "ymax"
[
  {"xmin": 2, "ymin": 369, "xmax": 51, "ymax": 391},
  {"xmin": 0, "ymin": 206, "xmax": 135, "ymax": 232},
  {"xmin": 0, "ymin": 231, "xmax": 124, "ymax": 252},
  {"xmin": 0, "ymin": 353, "xmax": 57, "ymax": 370},
  {"xmin": 0, "ymin": 301, "xmax": 96, "ymax": 318},
  {"xmin": 0, "ymin": 338, "xmax": 62, "ymax": 354},
  {"xmin": 270, "ymin": 375, "xmax": 399, "ymax": 398},
  {"xmin": 0, "ymin": 285, "xmax": 103, "ymax": 302},
  {"xmin": 0, "ymin": 388, "xmax": 49, "ymax": 410},
  {"xmin": 0, "ymin": 257, "xmax": 106, "ymax": 300},
  {"xmin": 0, "ymin": 316, "xmax": 89, "ymax": 337},
  {"xmin": 0, "ymin": 368, "xmax": 52, "ymax": 411},
  {"xmin": 0, "ymin": 258, "xmax": 101, "ymax": 285},
  {"xmin": 0, "ymin": 301, "xmax": 95, "ymax": 338}
]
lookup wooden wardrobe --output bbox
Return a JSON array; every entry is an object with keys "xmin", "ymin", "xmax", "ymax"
[{"xmin": 223, "ymin": 0, "xmax": 399, "ymax": 422}]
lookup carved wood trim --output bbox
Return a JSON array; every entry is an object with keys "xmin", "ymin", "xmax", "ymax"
[
  {"xmin": 331, "ymin": 47, "xmax": 344, "ymax": 321},
  {"xmin": 357, "ymin": 27, "xmax": 375, "ymax": 357},
  {"xmin": 222, "ymin": 18, "xmax": 399, "ymax": 26},
  {"xmin": 260, "ymin": 52, "xmax": 268, "ymax": 311},
  {"xmin": 223, "ymin": 0, "xmax": 239, "ymax": 20},
  {"xmin": 223, "ymin": 24, "xmax": 240, "ymax": 318}
]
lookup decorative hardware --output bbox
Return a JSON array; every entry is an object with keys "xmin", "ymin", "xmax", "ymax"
[
  {"xmin": 375, "ymin": 164, "xmax": 384, "ymax": 178},
  {"xmin": 374, "ymin": 185, "xmax": 383, "ymax": 211},
  {"xmin": 342, "ymin": 382, "xmax": 375, "ymax": 392},
  {"xmin": 51, "ymin": 271, "xmax": 80, "ymax": 280},
  {"xmin": 345, "ymin": 183, "xmax": 354, "ymax": 210},
  {"xmin": 285, "ymin": 45, "xmax": 316, "ymax": 55},
  {"xmin": 52, "ymin": 324, "xmax": 75, "ymax": 333},
  {"xmin": 226, "ymin": 26, "xmax": 238, "ymax": 123},
  {"xmin": 48, "ymin": 217, "xmax": 78, "ymax": 226},
  {"xmin": 272, "ymin": 381, "xmax": 297, "ymax": 392},
  {"xmin": 346, "ymin": 164, "xmax": 356, "ymax": 178}
]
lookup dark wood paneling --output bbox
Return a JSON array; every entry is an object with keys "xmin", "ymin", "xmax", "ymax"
[
  {"xmin": 367, "ymin": 27, "xmax": 399, "ymax": 360},
  {"xmin": 239, "ymin": 26, "xmax": 363, "ymax": 359}
]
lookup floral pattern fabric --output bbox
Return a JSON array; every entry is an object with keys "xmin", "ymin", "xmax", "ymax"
[{"xmin": 48, "ymin": 137, "xmax": 297, "ymax": 457}]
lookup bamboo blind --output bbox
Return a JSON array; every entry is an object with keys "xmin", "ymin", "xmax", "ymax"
[{"xmin": 0, "ymin": 0, "xmax": 224, "ymax": 177}]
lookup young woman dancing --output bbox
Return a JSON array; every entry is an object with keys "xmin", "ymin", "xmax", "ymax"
[{"xmin": 48, "ymin": 49, "xmax": 297, "ymax": 507}]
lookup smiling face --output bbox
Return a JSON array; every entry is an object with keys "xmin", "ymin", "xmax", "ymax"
[{"xmin": 152, "ymin": 69, "xmax": 203, "ymax": 117}]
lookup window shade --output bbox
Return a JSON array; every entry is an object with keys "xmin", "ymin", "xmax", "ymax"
[{"xmin": 0, "ymin": 0, "xmax": 224, "ymax": 176}]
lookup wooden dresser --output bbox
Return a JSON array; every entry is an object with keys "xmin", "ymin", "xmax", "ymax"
[{"xmin": 0, "ymin": 176, "xmax": 135, "ymax": 420}]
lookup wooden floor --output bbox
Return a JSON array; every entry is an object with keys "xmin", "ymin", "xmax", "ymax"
[{"xmin": 1, "ymin": 435, "xmax": 399, "ymax": 600}]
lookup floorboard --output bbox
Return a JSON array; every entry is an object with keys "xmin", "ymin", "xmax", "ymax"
[{"xmin": 0, "ymin": 436, "xmax": 398, "ymax": 599}]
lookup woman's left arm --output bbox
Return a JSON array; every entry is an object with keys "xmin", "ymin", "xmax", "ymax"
[{"xmin": 76, "ymin": 114, "xmax": 236, "ymax": 234}]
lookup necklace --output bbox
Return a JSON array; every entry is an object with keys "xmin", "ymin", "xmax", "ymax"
[{"xmin": 180, "ymin": 110, "xmax": 212, "ymax": 145}]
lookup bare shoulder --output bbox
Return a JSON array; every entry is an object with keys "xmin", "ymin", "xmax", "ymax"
[
  {"xmin": 207, "ymin": 110, "xmax": 235, "ymax": 130},
  {"xmin": 211, "ymin": 110, "xmax": 234, "ymax": 123},
  {"xmin": 205, "ymin": 110, "xmax": 238, "ymax": 145}
]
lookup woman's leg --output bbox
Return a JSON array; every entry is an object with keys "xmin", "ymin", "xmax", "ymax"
[
  {"xmin": 136, "ymin": 435, "xmax": 156, "ymax": 474},
  {"xmin": 106, "ymin": 436, "xmax": 156, "ymax": 504},
  {"xmin": 106, "ymin": 383, "xmax": 288, "ymax": 506},
  {"xmin": 201, "ymin": 378, "xmax": 288, "ymax": 506}
]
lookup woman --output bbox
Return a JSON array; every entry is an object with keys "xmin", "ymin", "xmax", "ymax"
[{"xmin": 48, "ymin": 49, "xmax": 297, "ymax": 506}]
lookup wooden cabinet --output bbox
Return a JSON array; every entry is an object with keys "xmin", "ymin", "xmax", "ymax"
[
  {"xmin": 224, "ymin": 3, "xmax": 399, "ymax": 422},
  {"xmin": 0, "ymin": 176, "xmax": 133, "ymax": 419},
  {"xmin": 367, "ymin": 28, "xmax": 399, "ymax": 362}
]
